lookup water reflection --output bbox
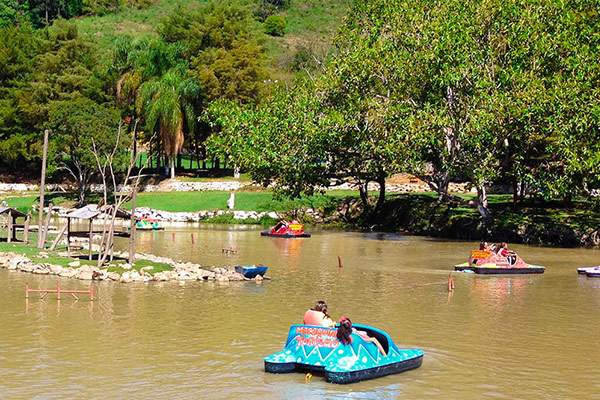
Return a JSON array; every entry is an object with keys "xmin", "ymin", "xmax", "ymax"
[{"xmin": 1, "ymin": 229, "xmax": 599, "ymax": 399}]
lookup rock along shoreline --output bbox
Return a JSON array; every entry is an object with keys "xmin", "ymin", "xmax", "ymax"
[{"xmin": 0, "ymin": 251, "xmax": 268, "ymax": 284}]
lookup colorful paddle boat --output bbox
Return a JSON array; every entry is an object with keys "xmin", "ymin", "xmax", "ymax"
[
  {"xmin": 235, "ymin": 265, "xmax": 268, "ymax": 279},
  {"xmin": 135, "ymin": 219, "xmax": 164, "ymax": 231},
  {"xmin": 264, "ymin": 324, "xmax": 423, "ymax": 384},
  {"xmin": 454, "ymin": 248, "xmax": 545, "ymax": 274},
  {"xmin": 261, "ymin": 220, "xmax": 311, "ymax": 238},
  {"xmin": 577, "ymin": 266, "xmax": 600, "ymax": 277}
]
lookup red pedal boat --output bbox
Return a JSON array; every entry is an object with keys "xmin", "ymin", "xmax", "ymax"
[
  {"xmin": 454, "ymin": 247, "xmax": 545, "ymax": 274},
  {"xmin": 261, "ymin": 220, "xmax": 311, "ymax": 238}
]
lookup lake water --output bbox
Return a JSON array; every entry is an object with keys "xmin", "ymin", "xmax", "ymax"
[{"xmin": 1, "ymin": 226, "xmax": 599, "ymax": 399}]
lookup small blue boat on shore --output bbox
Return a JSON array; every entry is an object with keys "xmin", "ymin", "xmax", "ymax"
[
  {"xmin": 235, "ymin": 265, "xmax": 268, "ymax": 279},
  {"xmin": 264, "ymin": 324, "xmax": 423, "ymax": 384}
]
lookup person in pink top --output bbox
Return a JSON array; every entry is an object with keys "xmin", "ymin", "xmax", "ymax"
[
  {"xmin": 303, "ymin": 300, "xmax": 335, "ymax": 328},
  {"xmin": 336, "ymin": 316, "xmax": 386, "ymax": 356}
]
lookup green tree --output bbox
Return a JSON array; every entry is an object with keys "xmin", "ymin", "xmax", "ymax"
[
  {"xmin": 139, "ymin": 68, "xmax": 201, "ymax": 179},
  {"xmin": 264, "ymin": 15, "xmax": 285, "ymax": 36},
  {"xmin": 206, "ymin": 84, "xmax": 329, "ymax": 199},
  {"xmin": 0, "ymin": 20, "xmax": 102, "ymax": 172},
  {"xmin": 46, "ymin": 97, "xmax": 122, "ymax": 205},
  {"xmin": 160, "ymin": 0, "xmax": 267, "ymax": 104},
  {"xmin": 332, "ymin": 0, "xmax": 600, "ymax": 217}
]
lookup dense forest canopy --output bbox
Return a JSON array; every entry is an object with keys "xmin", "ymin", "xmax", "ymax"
[
  {"xmin": 0, "ymin": 0, "xmax": 598, "ymax": 214},
  {"xmin": 207, "ymin": 0, "xmax": 600, "ymax": 217}
]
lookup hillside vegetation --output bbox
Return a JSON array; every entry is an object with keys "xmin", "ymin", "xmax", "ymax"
[{"xmin": 73, "ymin": 0, "xmax": 351, "ymax": 80}]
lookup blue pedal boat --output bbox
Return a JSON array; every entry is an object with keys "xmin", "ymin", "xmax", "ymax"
[
  {"xmin": 235, "ymin": 265, "xmax": 268, "ymax": 279},
  {"xmin": 264, "ymin": 324, "xmax": 423, "ymax": 384}
]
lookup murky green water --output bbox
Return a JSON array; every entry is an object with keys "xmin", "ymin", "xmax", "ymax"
[{"xmin": 1, "ymin": 226, "xmax": 599, "ymax": 399}]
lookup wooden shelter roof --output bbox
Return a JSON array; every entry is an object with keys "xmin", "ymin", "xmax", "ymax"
[
  {"xmin": 64, "ymin": 205, "xmax": 130, "ymax": 220},
  {"xmin": 0, "ymin": 207, "xmax": 26, "ymax": 218}
]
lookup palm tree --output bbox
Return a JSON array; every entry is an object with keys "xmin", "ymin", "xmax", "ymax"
[{"xmin": 139, "ymin": 68, "xmax": 201, "ymax": 178}]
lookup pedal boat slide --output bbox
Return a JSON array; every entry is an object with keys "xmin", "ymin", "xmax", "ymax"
[
  {"xmin": 261, "ymin": 221, "xmax": 311, "ymax": 238},
  {"xmin": 577, "ymin": 266, "xmax": 600, "ymax": 278},
  {"xmin": 264, "ymin": 324, "xmax": 423, "ymax": 384},
  {"xmin": 454, "ymin": 249, "xmax": 545, "ymax": 274}
]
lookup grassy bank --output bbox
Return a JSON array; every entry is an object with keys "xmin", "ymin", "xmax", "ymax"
[
  {"xmin": 130, "ymin": 190, "xmax": 355, "ymax": 212},
  {"xmin": 372, "ymin": 193, "xmax": 600, "ymax": 247},
  {"xmin": 3, "ymin": 189, "xmax": 598, "ymax": 247},
  {"xmin": 0, "ymin": 241, "xmax": 172, "ymax": 273},
  {"xmin": 0, "ymin": 190, "xmax": 357, "ymax": 214}
]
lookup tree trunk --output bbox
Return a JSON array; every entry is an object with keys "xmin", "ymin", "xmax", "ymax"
[
  {"xmin": 562, "ymin": 192, "xmax": 573, "ymax": 208},
  {"xmin": 476, "ymin": 184, "xmax": 492, "ymax": 221},
  {"xmin": 194, "ymin": 136, "xmax": 201, "ymax": 170},
  {"xmin": 358, "ymin": 182, "xmax": 370, "ymax": 211},
  {"xmin": 512, "ymin": 177, "xmax": 518, "ymax": 206},
  {"xmin": 374, "ymin": 177, "xmax": 386, "ymax": 213},
  {"xmin": 424, "ymin": 172, "xmax": 450, "ymax": 201},
  {"xmin": 169, "ymin": 156, "xmax": 176, "ymax": 179},
  {"xmin": 78, "ymin": 180, "xmax": 87, "ymax": 206},
  {"xmin": 437, "ymin": 175, "xmax": 450, "ymax": 201},
  {"xmin": 519, "ymin": 181, "xmax": 526, "ymax": 203}
]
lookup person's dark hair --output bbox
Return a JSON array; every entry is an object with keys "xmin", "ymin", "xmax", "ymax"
[
  {"xmin": 313, "ymin": 300, "xmax": 330, "ymax": 319},
  {"xmin": 337, "ymin": 316, "xmax": 353, "ymax": 345}
]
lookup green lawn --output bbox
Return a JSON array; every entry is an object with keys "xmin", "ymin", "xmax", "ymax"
[
  {"xmin": 1, "ymin": 189, "xmax": 358, "ymax": 213},
  {"xmin": 0, "ymin": 241, "xmax": 172, "ymax": 272},
  {"xmin": 0, "ymin": 193, "xmax": 77, "ymax": 213},
  {"xmin": 131, "ymin": 190, "xmax": 357, "ymax": 212}
]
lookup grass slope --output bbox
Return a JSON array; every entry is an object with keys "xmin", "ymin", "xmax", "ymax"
[
  {"xmin": 130, "ymin": 190, "xmax": 355, "ymax": 212},
  {"xmin": 0, "ymin": 189, "xmax": 357, "ymax": 213},
  {"xmin": 73, "ymin": 0, "xmax": 351, "ymax": 80}
]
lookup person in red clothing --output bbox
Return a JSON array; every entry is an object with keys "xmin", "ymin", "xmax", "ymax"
[{"xmin": 498, "ymin": 242, "xmax": 510, "ymax": 257}]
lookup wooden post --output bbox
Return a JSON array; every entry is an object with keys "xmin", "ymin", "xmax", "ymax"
[
  {"xmin": 24, "ymin": 213, "xmax": 30, "ymax": 244},
  {"xmin": 50, "ymin": 224, "xmax": 68, "ymax": 251},
  {"xmin": 7, "ymin": 210, "xmax": 12, "ymax": 243},
  {"xmin": 88, "ymin": 219, "xmax": 93, "ymax": 261},
  {"xmin": 37, "ymin": 129, "xmax": 49, "ymax": 249},
  {"xmin": 448, "ymin": 273, "xmax": 455, "ymax": 292},
  {"xmin": 128, "ymin": 187, "xmax": 137, "ymax": 265},
  {"xmin": 40, "ymin": 203, "xmax": 52, "ymax": 249},
  {"xmin": 66, "ymin": 218, "xmax": 71, "ymax": 255}
]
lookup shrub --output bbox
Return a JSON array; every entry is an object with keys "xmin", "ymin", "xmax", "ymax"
[
  {"xmin": 264, "ymin": 15, "xmax": 286, "ymax": 36},
  {"xmin": 254, "ymin": 1, "xmax": 277, "ymax": 21}
]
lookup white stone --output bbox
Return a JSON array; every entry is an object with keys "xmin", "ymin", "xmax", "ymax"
[
  {"xmin": 76, "ymin": 270, "xmax": 93, "ymax": 280},
  {"xmin": 49, "ymin": 265, "xmax": 63, "ymax": 275},
  {"xmin": 107, "ymin": 272, "xmax": 120, "ymax": 281}
]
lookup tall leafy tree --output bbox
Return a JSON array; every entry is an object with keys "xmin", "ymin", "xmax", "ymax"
[
  {"xmin": 46, "ymin": 97, "xmax": 122, "ymax": 204},
  {"xmin": 139, "ymin": 68, "xmax": 201, "ymax": 179},
  {"xmin": 160, "ymin": 0, "xmax": 268, "ymax": 104}
]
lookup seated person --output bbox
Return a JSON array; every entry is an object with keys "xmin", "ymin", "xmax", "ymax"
[
  {"xmin": 303, "ymin": 300, "xmax": 335, "ymax": 328},
  {"xmin": 336, "ymin": 316, "xmax": 386, "ymax": 356},
  {"xmin": 498, "ymin": 242, "xmax": 510, "ymax": 257}
]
